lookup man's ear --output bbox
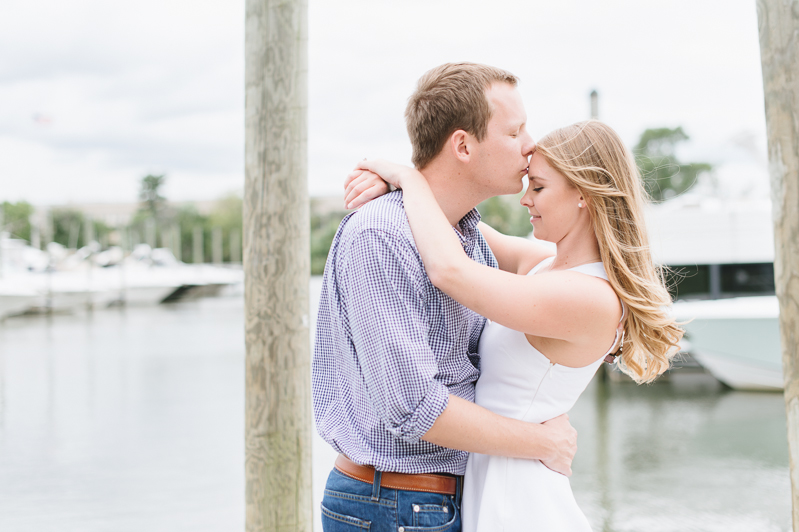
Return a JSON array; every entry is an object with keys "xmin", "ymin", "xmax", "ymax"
[{"xmin": 449, "ymin": 130, "xmax": 472, "ymax": 163}]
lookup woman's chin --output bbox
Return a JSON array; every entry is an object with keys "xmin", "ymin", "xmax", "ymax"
[{"xmin": 530, "ymin": 228, "xmax": 553, "ymax": 244}]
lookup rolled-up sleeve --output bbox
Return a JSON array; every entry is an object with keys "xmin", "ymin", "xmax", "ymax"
[{"xmin": 339, "ymin": 228, "xmax": 449, "ymax": 443}]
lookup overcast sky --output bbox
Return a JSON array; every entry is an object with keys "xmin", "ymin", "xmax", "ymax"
[{"xmin": 0, "ymin": 0, "xmax": 768, "ymax": 206}]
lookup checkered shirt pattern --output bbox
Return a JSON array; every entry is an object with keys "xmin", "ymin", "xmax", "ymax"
[{"xmin": 312, "ymin": 190, "xmax": 497, "ymax": 476}]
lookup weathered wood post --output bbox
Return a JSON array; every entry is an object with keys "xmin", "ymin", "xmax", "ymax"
[
  {"xmin": 244, "ymin": 0, "xmax": 311, "ymax": 531},
  {"xmin": 757, "ymin": 1, "xmax": 799, "ymax": 528}
]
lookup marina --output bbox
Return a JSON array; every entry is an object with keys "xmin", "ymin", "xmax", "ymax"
[
  {"xmin": 647, "ymin": 195, "xmax": 783, "ymax": 391},
  {"xmin": 0, "ymin": 279, "xmax": 790, "ymax": 531}
]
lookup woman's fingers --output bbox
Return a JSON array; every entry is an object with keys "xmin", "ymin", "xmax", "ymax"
[
  {"xmin": 354, "ymin": 159, "xmax": 413, "ymax": 189},
  {"xmin": 347, "ymin": 182, "xmax": 390, "ymax": 209},
  {"xmin": 344, "ymin": 169, "xmax": 366, "ymax": 189},
  {"xmin": 344, "ymin": 172, "xmax": 374, "ymax": 205},
  {"xmin": 344, "ymin": 171, "xmax": 390, "ymax": 209}
]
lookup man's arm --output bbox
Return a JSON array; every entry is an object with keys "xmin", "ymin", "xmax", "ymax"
[
  {"xmin": 423, "ymin": 395, "xmax": 577, "ymax": 476},
  {"xmin": 341, "ymin": 224, "xmax": 576, "ymax": 474}
]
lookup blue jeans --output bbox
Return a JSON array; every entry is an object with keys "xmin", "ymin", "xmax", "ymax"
[{"xmin": 321, "ymin": 468, "xmax": 462, "ymax": 532}]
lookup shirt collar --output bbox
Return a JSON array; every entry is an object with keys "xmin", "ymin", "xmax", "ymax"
[{"xmin": 454, "ymin": 208, "xmax": 482, "ymax": 245}]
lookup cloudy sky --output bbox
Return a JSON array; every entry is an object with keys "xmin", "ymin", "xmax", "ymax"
[{"xmin": 0, "ymin": 0, "xmax": 768, "ymax": 206}]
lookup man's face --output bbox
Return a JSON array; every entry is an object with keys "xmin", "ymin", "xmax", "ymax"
[{"xmin": 471, "ymin": 83, "xmax": 535, "ymax": 196}]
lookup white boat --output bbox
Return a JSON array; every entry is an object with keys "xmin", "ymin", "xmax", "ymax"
[
  {"xmin": 0, "ymin": 235, "xmax": 243, "ymax": 315},
  {"xmin": 647, "ymin": 190, "xmax": 782, "ymax": 391},
  {"xmin": 671, "ymin": 296, "xmax": 782, "ymax": 391},
  {"xmin": 0, "ymin": 281, "xmax": 40, "ymax": 319}
]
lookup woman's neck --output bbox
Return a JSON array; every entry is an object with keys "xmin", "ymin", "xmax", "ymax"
[{"xmin": 550, "ymin": 232, "xmax": 601, "ymax": 272}]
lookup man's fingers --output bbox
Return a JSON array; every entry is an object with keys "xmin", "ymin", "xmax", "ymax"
[{"xmin": 539, "ymin": 413, "xmax": 577, "ymax": 477}]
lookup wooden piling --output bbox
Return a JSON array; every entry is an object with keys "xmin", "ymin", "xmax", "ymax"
[
  {"xmin": 757, "ymin": 1, "xmax": 799, "ymax": 528},
  {"xmin": 243, "ymin": 0, "xmax": 311, "ymax": 531}
]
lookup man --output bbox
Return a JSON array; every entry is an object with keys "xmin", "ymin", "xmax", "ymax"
[{"xmin": 312, "ymin": 62, "xmax": 577, "ymax": 532}]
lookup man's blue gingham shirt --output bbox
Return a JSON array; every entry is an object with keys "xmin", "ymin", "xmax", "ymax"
[{"xmin": 312, "ymin": 191, "xmax": 497, "ymax": 475}]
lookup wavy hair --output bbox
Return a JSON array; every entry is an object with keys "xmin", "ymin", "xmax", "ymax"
[{"xmin": 535, "ymin": 120, "xmax": 683, "ymax": 383}]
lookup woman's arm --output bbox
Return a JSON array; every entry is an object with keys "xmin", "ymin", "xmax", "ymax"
[
  {"xmin": 355, "ymin": 160, "xmax": 619, "ymax": 343},
  {"xmin": 477, "ymin": 221, "xmax": 554, "ymax": 275},
  {"xmin": 344, "ymin": 166, "xmax": 554, "ymax": 275}
]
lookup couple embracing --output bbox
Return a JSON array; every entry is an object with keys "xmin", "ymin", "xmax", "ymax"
[{"xmin": 312, "ymin": 62, "xmax": 682, "ymax": 532}]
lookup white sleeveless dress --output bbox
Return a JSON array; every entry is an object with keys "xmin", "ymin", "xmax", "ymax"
[{"xmin": 462, "ymin": 257, "xmax": 621, "ymax": 532}]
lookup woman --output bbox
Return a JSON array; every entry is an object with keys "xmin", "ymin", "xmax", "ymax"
[{"xmin": 345, "ymin": 120, "xmax": 683, "ymax": 531}]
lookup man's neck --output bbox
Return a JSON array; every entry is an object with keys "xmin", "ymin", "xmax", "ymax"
[{"xmin": 418, "ymin": 160, "xmax": 485, "ymax": 228}]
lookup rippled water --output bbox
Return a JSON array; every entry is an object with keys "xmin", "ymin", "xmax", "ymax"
[{"xmin": 0, "ymin": 279, "xmax": 790, "ymax": 531}]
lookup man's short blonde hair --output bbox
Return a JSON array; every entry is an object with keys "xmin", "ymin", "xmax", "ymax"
[{"xmin": 405, "ymin": 62, "xmax": 518, "ymax": 169}]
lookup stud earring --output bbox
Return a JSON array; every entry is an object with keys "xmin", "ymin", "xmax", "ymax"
[{"xmin": 578, "ymin": 202, "xmax": 583, "ymax": 208}]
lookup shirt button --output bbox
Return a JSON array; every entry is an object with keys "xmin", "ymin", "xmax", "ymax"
[
  {"xmin": 413, "ymin": 504, "xmax": 420, "ymax": 512},
  {"xmin": 399, "ymin": 528, "xmax": 405, "ymax": 532}
]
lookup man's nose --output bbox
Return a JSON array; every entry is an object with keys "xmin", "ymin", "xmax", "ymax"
[{"xmin": 522, "ymin": 134, "xmax": 536, "ymax": 157}]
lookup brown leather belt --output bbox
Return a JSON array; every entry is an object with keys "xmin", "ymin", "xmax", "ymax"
[{"xmin": 334, "ymin": 454, "xmax": 458, "ymax": 495}]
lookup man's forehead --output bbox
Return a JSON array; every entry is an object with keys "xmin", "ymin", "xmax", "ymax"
[{"xmin": 486, "ymin": 82, "xmax": 527, "ymax": 123}]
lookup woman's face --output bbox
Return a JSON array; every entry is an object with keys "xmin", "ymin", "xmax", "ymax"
[{"xmin": 521, "ymin": 151, "xmax": 585, "ymax": 243}]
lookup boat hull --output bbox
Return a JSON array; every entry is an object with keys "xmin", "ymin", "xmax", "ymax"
[{"xmin": 673, "ymin": 297, "xmax": 782, "ymax": 391}]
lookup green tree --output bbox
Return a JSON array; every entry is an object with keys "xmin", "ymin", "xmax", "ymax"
[
  {"xmin": 131, "ymin": 174, "xmax": 173, "ymax": 251},
  {"xmin": 1, "ymin": 201, "xmax": 34, "ymax": 242},
  {"xmin": 311, "ymin": 210, "xmax": 346, "ymax": 275},
  {"xmin": 634, "ymin": 127, "xmax": 712, "ymax": 201},
  {"xmin": 51, "ymin": 209, "xmax": 83, "ymax": 248},
  {"xmin": 175, "ymin": 204, "xmax": 208, "ymax": 263},
  {"xmin": 208, "ymin": 194, "xmax": 243, "ymax": 262},
  {"xmin": 477, "ymin": 194, "xmax": 532, "ymax": 237},
  {"xmin": 50, "ymin": 209, "xmax": 112, "ymax": 249},
  {"xmin": 139, "ymin": 174, "xmax": 168, "ymax": 218}
]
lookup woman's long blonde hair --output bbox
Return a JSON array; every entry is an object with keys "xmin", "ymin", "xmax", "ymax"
[{"xmin": 535, "ymin": 120, "xmax": 683, "ymax": 383}]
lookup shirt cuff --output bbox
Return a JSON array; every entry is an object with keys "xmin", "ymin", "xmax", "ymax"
[{"xmin": 387, "ymin": 380, "xmax": 450, "ymax": 444}]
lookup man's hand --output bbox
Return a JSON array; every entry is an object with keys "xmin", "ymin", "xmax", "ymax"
[
  {"xmin": 540, "ymin": 414, "xmax": 578, "ymax": 477},
  {"xmin": 422, "ymin": 395, "xmax": 578, "ymax": 473}
]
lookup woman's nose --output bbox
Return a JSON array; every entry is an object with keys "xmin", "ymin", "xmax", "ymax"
[{"xmin": 520, "ymin": 190, "xmax": 532, "ymax": 207}]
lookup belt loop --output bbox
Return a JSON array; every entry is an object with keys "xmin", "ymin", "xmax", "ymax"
[
  {"xmin": 454, "ymin": 476, "xmax": 463, "ymax": 508},
  {"xmin": 371, "ymin": 470, "xmax": 382, "ymax": 501}
]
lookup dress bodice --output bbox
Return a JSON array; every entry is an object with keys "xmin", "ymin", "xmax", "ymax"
[
  {"xmin": 463, "ymin": 257, "xmax": 621, "ymax": 532},
  {"xmin": 475, "ymin": 257, "xmax": 613, "ymax": 423}
]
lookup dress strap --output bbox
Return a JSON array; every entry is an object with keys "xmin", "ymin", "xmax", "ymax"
[
  {"xmin": 604, "ymin": 302, "xmax": 627, "ymax": 363},
  {"xmin": 527, "ymin": 256, "xmax": 555, "ymax": 275}
]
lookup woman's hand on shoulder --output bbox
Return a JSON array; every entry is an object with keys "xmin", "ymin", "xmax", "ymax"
[
  {"xmin": 344, "ymin": 169, "xmax": 390, "ymax": 210},
  {"xmin": 344, "ymin": 159, "xmax": 425, "ymax": 209}
]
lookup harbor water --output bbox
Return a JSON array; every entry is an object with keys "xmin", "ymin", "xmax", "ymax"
[{"xmin": 0, "ymin": 278, "xmax": 790, "ymax": 531}]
